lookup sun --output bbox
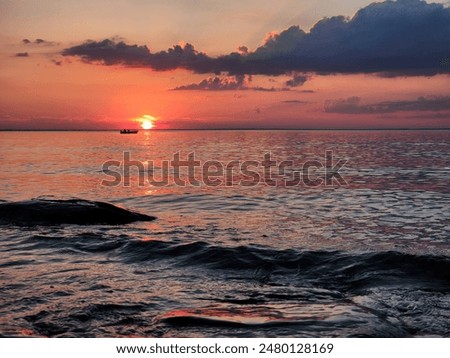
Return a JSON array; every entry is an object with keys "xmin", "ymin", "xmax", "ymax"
[
  {"xmin": 141, "ymin": 120, "xmax": 153, "ymax": 130},
  {"xmin": 135, "ymin": 114, "xmax": 157, "ymax": 130}
]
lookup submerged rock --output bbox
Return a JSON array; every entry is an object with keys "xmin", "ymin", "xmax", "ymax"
[{"xmin": 0, "ymin": 199, "xmax": 156, "ymax": 225}]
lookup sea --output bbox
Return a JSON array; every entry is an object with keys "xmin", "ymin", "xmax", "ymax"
[{"xmin": 0, "ymin": 130, "xmax": 449, "ymax": 337}]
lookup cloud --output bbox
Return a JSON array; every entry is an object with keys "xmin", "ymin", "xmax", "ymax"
[
  {"xmin": 237, "ymin": 46, "xmax": 249, "ymax": 55},
  {"xmin": 172, "ymin": 75, "xmax": 247, "ymax": 91},
  {"xmin": 407, "ymin": 112, "xmax": 450, "ymax": 119},
  {"xmin": 324, "ymin": 95, "xmax": 450, "ymax": 114},
  {"xmin": 251, "ymin": 86, "xmax": 290, "ymax": 92},
  {"xmin": 15, "ymin": 52, "xmax": 29, "ymax": 57},
  {"xmin": 324, "ymin": 96, "xmax": 362, "ymax": 113},
  {"xmin": 22, "ymin": 38, "xmax": 59, "ymax": 46},
  {"xmin": 62, "ymin": 0, "xmax": 450, "ymax": 77},
  {"xmin": 62, "ymin": 40, "xmax": 214, "ymax": 71},
  {"xmin": 172, "ymin": 74, "xmax": 290, "ymax": 91},
  {"xmin": 243, "ymin": 0, "xmax": 450, "ymax": 76},
  {"xmin": 62, "ymin": 38, "xmax": 151, "ymax": 65},
  {"xmin": 282, "ymin": 100, "xmax": 310, "ymax": 104},
  {"xmin": 285, "ymin": 73, "xmax": 308, "ymax": 87}
]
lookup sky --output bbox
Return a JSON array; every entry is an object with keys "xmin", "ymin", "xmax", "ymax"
[{"xmin": 1, "ymin": 0, "xmax": 450, "ymax": 129}]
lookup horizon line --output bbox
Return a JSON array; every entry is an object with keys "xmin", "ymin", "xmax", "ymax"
[{"xmin": 1, "ymin": 128, "xmax": 450, "ymax": 132}]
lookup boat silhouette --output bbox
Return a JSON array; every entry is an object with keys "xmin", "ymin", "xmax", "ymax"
[{"xmin": 120, "ymin": 129, "xmax": 139, "ymax": 134}]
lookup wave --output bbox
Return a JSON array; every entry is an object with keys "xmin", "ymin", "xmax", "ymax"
[
  {"xmin": 115, "ymin": 240, "xmax": 450, "ymax": 290},
  {"xmin": 5, "ymin": 233, "xmax": 450, "ymax": 337},
  {"xmin": 0, "ymin": 198, "xmax": 156, "ymax": 226},
  {"xmin": 26, "ymin": 232, "xmax": 449, "ymax": 293}
]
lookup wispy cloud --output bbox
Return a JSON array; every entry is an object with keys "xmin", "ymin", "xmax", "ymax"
[
  {"xmin": 324, "ymin": 95, "xmax": 450, "ymax": 114},
  {"xmin": 172, "ymin": 75, "xmax": 290, "ymax": 91},
  {"xmin": 251, "ymin": 86, "xmax": 290, "ymax": 92},
  {"xmin": 22, "ymin": 38, "xmax": 59, "ymax": 46},
  {"xmin": 282, "ymin": 100, "xmax": 310, "ymax": 104},
  {"xmin": 172, "ymin": 75, "xmax": 247, "ymax": 91}
]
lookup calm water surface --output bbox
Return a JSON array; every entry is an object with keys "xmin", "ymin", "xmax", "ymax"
[{"xmin": 0, "ymin": 130, "xmax": 449, "ymax": 337}]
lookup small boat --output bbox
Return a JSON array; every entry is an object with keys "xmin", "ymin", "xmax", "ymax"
[{"xmin": 120, "ymin": 129, "xmax": 139, "ymax": 134}]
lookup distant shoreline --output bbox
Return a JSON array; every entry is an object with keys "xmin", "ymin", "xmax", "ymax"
[{"xmin": 1, "ymin": 128, "xmax": 450, "ymax": 132}]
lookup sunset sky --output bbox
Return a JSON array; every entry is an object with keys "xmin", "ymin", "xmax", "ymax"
[{"xmin": 1, "ymin": 0, "xmax": 450, "ymax": 129}]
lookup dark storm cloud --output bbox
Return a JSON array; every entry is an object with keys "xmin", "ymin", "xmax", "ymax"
[
  {"xmin": 324, "ymin": 95, "xmax": 450, "ymax": 114},
  {"xmin": 62, "ymin": 0, "xmax": 450, "ymax": 77},
  {"xmin": 15, "ymin": 52, "xmax": 29, "ymax": 57}
]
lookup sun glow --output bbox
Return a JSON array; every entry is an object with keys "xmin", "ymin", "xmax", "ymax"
[
  {"xmin": 141, "ymin": 120, "xmax": 153, "ymax": 130},
  {"xmin": 135, "ymin": 114, "xmax": 157, "ymax": 130}
]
